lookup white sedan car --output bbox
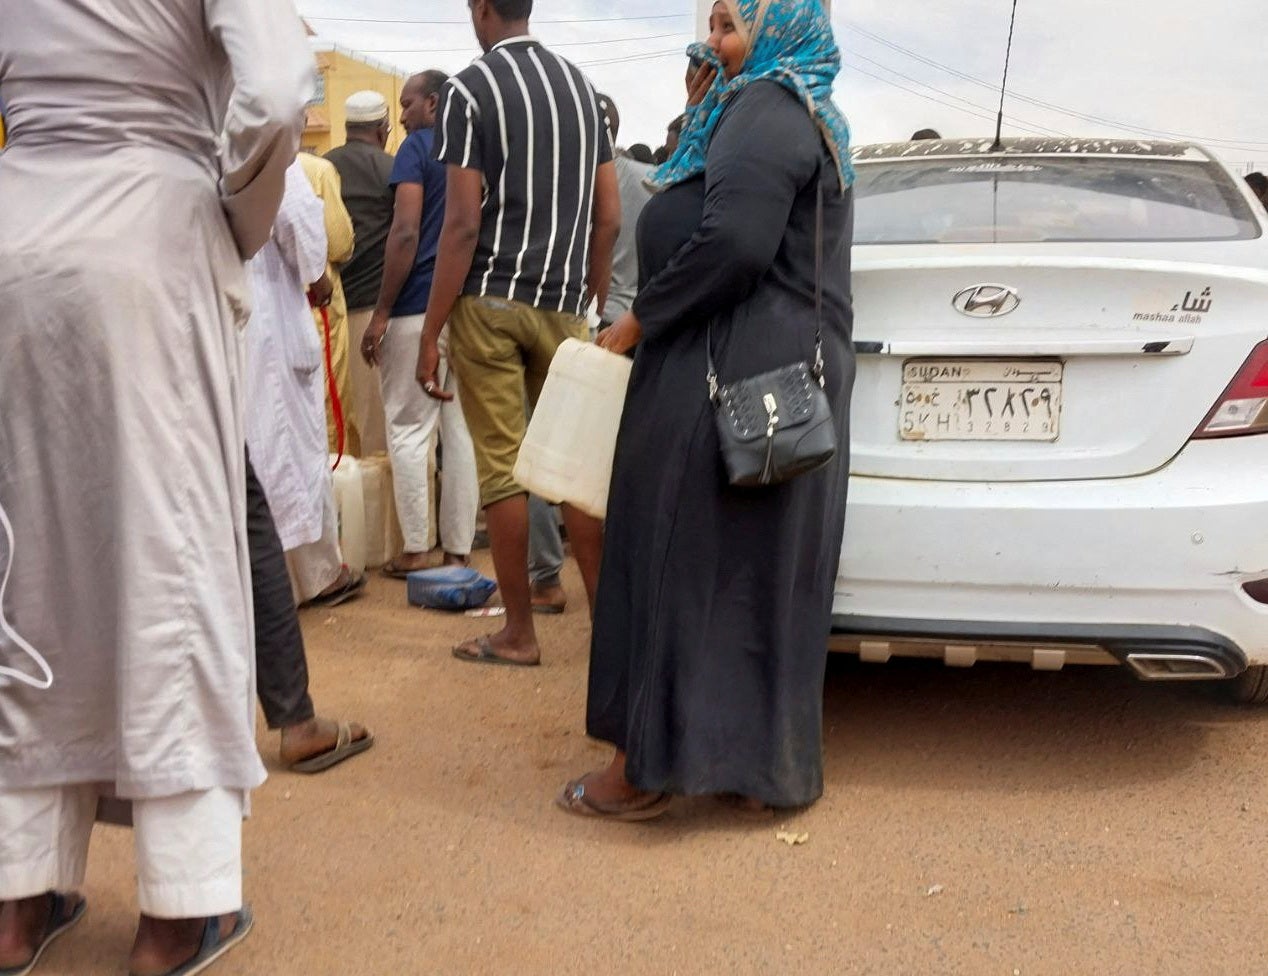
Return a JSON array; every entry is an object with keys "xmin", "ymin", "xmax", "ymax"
[{"xmin": 832, "ymin": 137, "xmax": 1268, "ymax": 702}]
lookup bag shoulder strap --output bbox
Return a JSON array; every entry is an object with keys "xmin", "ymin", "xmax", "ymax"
[
  {"xmin": 812, "ymin": 178, "xmax": 825, "ymax": 382},
  {"xmin": 707, "ymin": 166, "xmax": 827, "ymax": 400}
]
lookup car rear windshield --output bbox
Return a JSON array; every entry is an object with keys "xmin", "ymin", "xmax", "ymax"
[{"xmin": 853, "ymin": 156, "xmax": 1261, "ymax": 244}]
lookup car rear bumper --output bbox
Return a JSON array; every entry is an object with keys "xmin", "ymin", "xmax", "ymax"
[
  {"xmin": 834, "ymin": 437, "xmax": 1268, "ymax": 669},
  {"xmin": 830, "ymin": 614, "xmax": 1247, "ymax": 679}
]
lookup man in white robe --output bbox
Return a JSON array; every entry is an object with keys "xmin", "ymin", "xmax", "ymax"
[
  {"xmin": 0, "ymin": 1, "xmax": 312, "ymax": 973},
  {"xmin": 244, "ymin": 160, "xmax": 366, "ymax": 607}
]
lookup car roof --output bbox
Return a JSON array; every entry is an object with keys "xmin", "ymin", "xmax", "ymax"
[{"xmin": 852, "ymin": 136, "xmax": 1213, "ymax": 164}]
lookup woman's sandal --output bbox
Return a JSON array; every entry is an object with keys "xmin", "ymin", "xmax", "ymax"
[{"xmin": 555, "ymin": 779, "xmax": 671, "ymax": 822}]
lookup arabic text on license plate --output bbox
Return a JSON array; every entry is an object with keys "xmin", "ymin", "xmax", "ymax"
[{"xmin": 900, "ymin": 360, "xmax": 1063, "ymax": 442}]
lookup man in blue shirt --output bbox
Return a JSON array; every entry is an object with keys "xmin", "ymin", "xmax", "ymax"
[{"xmin": 361, "ymin": 70, "xmax": 478, "ymax": 577}]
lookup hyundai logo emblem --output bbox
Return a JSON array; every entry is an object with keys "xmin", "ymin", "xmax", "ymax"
[{"xmin": 952, "ymin": 284, "xmax": 1021, "ymax": 317}]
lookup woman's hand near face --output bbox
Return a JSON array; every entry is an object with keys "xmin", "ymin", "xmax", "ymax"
[
  {"xmin": 686, "ymin": 64, "xmax": 718, "ymax": 107},
  {"xmin": 596, "ymin": 312, "xmax": 643, "ymax": 356}
]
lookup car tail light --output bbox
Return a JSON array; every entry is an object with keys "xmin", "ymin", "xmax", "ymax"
[
  {"xmin": 1243, "ymin": 579, "xmax": 1268, "ymax": 605},
  {"xmin": 1193, "ymin": 340, "xmax": 1268, "ymax": 438}
]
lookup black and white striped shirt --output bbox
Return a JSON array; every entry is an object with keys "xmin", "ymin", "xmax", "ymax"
[{"xmin": 434, "ymin": 36, "xmax": 612, "ymax": 316}]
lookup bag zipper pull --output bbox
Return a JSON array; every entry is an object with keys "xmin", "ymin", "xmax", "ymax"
[
  {"xmin": 761, "ymin": 393, "xmax": 779, "ymax": 483},
  {"xmin": 763, "ymin": 393, "xmax": 779, "ymax": 436}
]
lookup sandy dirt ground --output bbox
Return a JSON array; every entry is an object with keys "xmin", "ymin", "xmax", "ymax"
[{"xmin": 45, "ymin": 557, "xmax": 1268, "ymax": 975}]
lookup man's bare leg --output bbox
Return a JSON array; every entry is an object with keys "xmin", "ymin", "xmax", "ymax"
[{"xmin": 454, "ymin": 493, "xmax": 539, "ymax": 665}]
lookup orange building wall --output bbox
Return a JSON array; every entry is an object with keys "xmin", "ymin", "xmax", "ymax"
[{"xmin": 304, "ymin": 48, "xmax": 409, "ymax": 157}]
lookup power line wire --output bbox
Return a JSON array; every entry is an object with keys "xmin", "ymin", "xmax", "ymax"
[
  {"xmin": 301, "ymin": 12, "xmax": 689, "ymax": 25},
  {"xmin": 359, "ymin": 31, "xmax": 690, "ymax": 55},
  {"xmin": 845, "ymin": 21, "xmax": 1268, "ymax": 151},
  {"xmin": 844, "ymin": 49, "xmax": 1067, "ymax": 137},
  {"xmin": 574, "ymin": 48, "xmax": 687, "ymax": 68},
  {"xmin": 841, "ymin": 64, "xmax": 1059, "ymax": 138}
]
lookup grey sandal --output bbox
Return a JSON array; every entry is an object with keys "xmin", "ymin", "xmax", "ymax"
[
  {"xmin": 0, "ymin": 893, "xmax": 86, "ymax": 976},
  {"xmin": 134, "ymin": 907, "xmax": 254, "ymax": 976}
]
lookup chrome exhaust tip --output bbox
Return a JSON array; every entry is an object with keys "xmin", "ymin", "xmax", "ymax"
[{"xmin": 1126, "ymin": 653, "xmax": 1233, "ymax": 681}]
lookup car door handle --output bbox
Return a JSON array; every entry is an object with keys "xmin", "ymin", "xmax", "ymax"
[{"xmin": 853, "ymin": 336, "xmax": 1195, "ymax": 357}]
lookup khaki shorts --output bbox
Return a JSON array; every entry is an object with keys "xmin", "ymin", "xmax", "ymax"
[{"xmin": 448, "ymin": 295, "xmax": 587, "ymax": 507}]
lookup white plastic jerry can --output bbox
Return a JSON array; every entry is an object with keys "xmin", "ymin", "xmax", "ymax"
[
  {"xmin": 513, "ymin": 338, "xmax": 633, "ymax": 519},
  {"xmin": 330, "ymin": 455, "xmax": 367, "ymax": 577},
  {"xmin": 358, "ymin": 453, "xmax": 404, "ymax": 569}
]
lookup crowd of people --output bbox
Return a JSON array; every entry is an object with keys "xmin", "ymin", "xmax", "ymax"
[{"xmin": 0, "ymin": 0, "xmax": 855, "ymax": 972}]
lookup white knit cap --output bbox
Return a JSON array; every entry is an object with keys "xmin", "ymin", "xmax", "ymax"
[{"xmin": 345, "ymin": 90, "xmax": 389, "ymax": 124}]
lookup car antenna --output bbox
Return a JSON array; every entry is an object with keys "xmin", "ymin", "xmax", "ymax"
[{"xmin": 991, "ymin": 0, "xmax": 1021, "ymax": 152}]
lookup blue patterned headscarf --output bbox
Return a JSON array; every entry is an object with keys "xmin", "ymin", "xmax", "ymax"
[{"xmin": 648, "ymin": 0, "xmax": 854, "ymax": 193}]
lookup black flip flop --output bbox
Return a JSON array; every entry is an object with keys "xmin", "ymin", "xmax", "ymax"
[
  {"xmin": 305, "ymin": 571, "xmax": 367, "ymax": 608},
  {"xmin": 0, "ymin": 893, "xmax": 86, "ymax": 976},
  {"xmin": 451, "ymin": 635, "xmax": 540, "ymax": 668},
  {"xmin": 556, "ymin": 779, "xmax": 672, "ymax": 822},
  {"xmin": 134, "ymin": 907, "xmax": 254, "ymax": 976},
  {"xmin": 288, "ymin": 723, "xmax": 375, "ymax": 774}
]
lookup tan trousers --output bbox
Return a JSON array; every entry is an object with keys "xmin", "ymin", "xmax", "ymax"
[{"xmin": 346, "ymin": 308, "xmax": 389, "ymax": 456}]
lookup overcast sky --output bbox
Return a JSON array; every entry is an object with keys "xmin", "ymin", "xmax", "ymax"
[{"xmin": 297, "ymin": 0, "xmax": 1268, "ymax": 170}]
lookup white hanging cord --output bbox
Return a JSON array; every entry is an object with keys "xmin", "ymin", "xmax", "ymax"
[{"xmin": 0, "ymin": 501, "xmax": 54, "ymax": 690}]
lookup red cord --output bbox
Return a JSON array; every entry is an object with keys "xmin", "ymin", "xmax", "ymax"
[{"xmin": 318, "ymin": 304, "xmax": 346, "ymax": 471}]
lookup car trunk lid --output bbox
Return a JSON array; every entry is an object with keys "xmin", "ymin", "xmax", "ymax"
[{"xmin": 849, "ymin": 256, "xmax": 1268, "ymax": 481}]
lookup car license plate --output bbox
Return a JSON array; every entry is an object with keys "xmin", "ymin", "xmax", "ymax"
[{"xmin": 900, "ymin": 360, "xmax": 1063, "ymax": 442}]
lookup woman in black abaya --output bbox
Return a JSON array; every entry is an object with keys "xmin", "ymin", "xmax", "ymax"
[{"xmin": 559, "ymin": 0, "xmax": 857, "ymax": 819}]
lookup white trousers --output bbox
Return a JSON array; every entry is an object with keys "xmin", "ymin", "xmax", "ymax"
[
  {"xmin": 378, "ymin": 316, "xmax": 479, "ymax": 555},
  {"xmin": 0, "ymin": 786, "xmax": 243, "ymax": 918},
  {"xmin": 285, "ymin": 474, "xmax": 343, "ymax": 604}
]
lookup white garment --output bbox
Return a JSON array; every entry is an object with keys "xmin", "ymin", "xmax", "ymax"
[
  {"xmin": 284, "ymin": 475, "xmax": 343, "ymax": 604},
  {"xmin": 244, "ymin": 161, "xmax": 334, "ymax": 552},
  {"xmin": 378, "ymin": 318, "xmax": 479, "ymax": 555},
  {"xmin": 0, "ymin": 0, "xmax": 312, "ymax": 799},
  {"xmin": 0, "ymin": 786, "xmax": 243, "ymax": 918}
]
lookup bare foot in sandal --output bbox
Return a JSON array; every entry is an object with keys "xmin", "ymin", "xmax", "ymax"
[
  {"xmin": 129, "ymin": 909, "xmax": 252, "ymax": 976},
  {"xmin": 0, "ymin": 892, "xmax": 86, "ymax": 971},
  {"xmin": 557, "ymin": 751, "xmax": 670, "ymax": 821},
  {"xmin": 381, "ymin": 551, "xmax": 433, "ymax": 579},
  {"xmin": 280, "ymin": 716, "xmax": 373, "ymax": 773},
  {"xmin": 452, "ymin": 626, "xmax": 540, "ymax": 668},
  {"xmin": 304, "ymin": 566, "xmax": 366, "ymax": 607}
]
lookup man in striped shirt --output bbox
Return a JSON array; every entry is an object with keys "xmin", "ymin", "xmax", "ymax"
[{"xmin": 416, "ymin": 0, "xmax": 620, "ymax": 668}]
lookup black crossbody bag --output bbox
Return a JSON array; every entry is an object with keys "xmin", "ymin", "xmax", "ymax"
[{"xmin": 706, "ymin": 180, "xmax": 837, "ymax": 487}]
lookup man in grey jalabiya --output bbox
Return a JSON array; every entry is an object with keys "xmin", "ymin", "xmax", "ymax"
[
  {"xmin": 327, "ymin": 89, "xmax": 399, "ymax": 457},
  {"xmin": 0, "ymin": 1, "xmax": 313, "ymax": 974}
]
